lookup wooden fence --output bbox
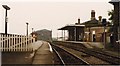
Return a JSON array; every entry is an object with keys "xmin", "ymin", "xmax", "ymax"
[{"xmin": 0, "ymin": 33, "xmax": 35, "ymax": 52}]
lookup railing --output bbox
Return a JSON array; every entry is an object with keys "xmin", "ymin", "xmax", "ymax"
[{"xmin": 0, "ymin": 33, "xmax": 35, "ymax": 52}]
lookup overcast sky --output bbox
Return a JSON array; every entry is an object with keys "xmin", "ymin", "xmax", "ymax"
[{"xmin": 0, "ymin": 0, "xmax": 113, "ymax": 37}]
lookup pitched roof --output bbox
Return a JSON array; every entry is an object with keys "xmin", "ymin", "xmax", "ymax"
[
  {"xmin": 36, "ymin": 29, "xmax": 51, "ymax": 32},
  {"xmin": 81, "ymin": 19, "xmax": 103, "ymax": 27},
  {"xmin": 58, "ymin": 24, "xmax": 85, "ymax": 30},
  {"xmin": 81, "ymin": 19, "xmax": 112, "ymax": 27}
]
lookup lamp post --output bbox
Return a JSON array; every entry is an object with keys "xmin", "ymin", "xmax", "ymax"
[
  {"xmin": 2, "ymin": 5, "xmax": 10, "ymax": 35},
  {"xmin": 26, "ymin": 22, "xmax": 29, "ymax": 36},
  {"xmin": 102, "ymin": 18, "xmax": 107, "ymax": 49},
  {"xmin": 32, "ymin": 28, "xmax": 34, "ymax": 33}
]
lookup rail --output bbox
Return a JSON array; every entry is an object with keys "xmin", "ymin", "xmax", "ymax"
[
  {"xmin": 52, "ymin": 44, "xmax": 89, "ymax": 65},
  {"xmin": 53, "ymin": 41, "xmax": 120, "ymax": 64}
]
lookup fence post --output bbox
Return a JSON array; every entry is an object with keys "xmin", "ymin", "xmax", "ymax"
[
  {"xmin": 2, "ymin": 35, "xmax": 3, "ymax": 51},
  {"xmin": 15, "ymin": 35, "xmax": 17, "ymax": 51},
  {"xmin": 26, "ymin": 36, "xmax": 27, "ymax": 51},
  {"xmin": 3, "ymin": 35, "xmax": 5, "ymax": 52},
  {"xmin": 30, "ymin": 35, "xmax": 32, "ymax": 51},
  {"xmin": 18, "ymin": 35, "xmax": 20, "ymax": 51},
  {"xmin": 11, "ymin": 34, "xmax": 13, "ymax": 51},
  {"xmin": 23, "ymin": 36, "xmax": 25, "ymax": 51},
  {"xmin": 13, "ymin": 34, "xmax": 15, "ymax": 51},
  {"xmin": 0, "ymin": 34, "xmax": 1, "ymax": 51},
  {"xmin": 27, "ymin": 36, "xmax": 31, "ymax": 51},
  {"xmin": 20, "ymin": 36, "xmax": 22, "ymax": 51},
  {"xmin": 9, "ymin": 35, "xmax": 10, "ymax": 51},
  {"xmin": 33, "ymin": 37, "xmax": 35, "ymax": 51},
  {"xmin": 30, "ymin": 36, "xmax": 33, "ymax": 51},
  {"xmin": 6, "ymin": 34, "xmax": 8, "ymax": 51}
]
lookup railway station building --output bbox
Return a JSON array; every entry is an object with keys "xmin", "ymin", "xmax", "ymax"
[
  {"xmin": 58, "ymin": 10, "xmax": 111, "ymax": 43},
  {"xmin": 81, "ymin": 10, "xmax": 112, "ymax": 42},
  {"xmin": 58, "ymin": 18, "xmax": 85, "ymax": 41}
]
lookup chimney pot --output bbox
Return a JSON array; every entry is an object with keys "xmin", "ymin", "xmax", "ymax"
[
  {"xmin": 75, "ymin": 18, "xmax": 80, "ymax": 25},
  {"xmin": 78, "ymin": 18, "xmax": 80, "ymax": 24},
  {"xmin": 98, "ymin": 16, "xmax": 102, "ymax": 22},
  {"xmin": 91, "ymin": 10, "xmax": 95, "ymax": 20}
]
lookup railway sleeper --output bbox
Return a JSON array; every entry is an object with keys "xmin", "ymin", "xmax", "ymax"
[{"xmin": 81, "ymin": 54, "xmax": 90, "ymax": 57}]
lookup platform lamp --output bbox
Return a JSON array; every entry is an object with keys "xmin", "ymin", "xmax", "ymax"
[
  {"xmin": 2, "ymin": 5, "xmax": 10, "ymax": 35},
  {"xmin": 102, "ymin": 18, "xmax": 107, "ymax": 49},
  {"xmin": 26, "ymin": 22, "xmax": 29, "ymax": 36},
  {"xmin": 32, "ymin": 28, "xmax": 34, "ymax": 33}
]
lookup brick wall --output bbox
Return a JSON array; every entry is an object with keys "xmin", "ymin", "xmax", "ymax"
[{"xmin": 84, "ymin": 27, "xmax": 110, "ymax": 42}]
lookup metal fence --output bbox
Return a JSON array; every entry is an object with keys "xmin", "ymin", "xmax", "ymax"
[{"xmin": 0, "ymin": 33, "xmax": 35, "ymax": 52}]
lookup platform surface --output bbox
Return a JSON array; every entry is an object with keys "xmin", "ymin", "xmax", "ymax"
[{"xmin": 32, "ymin": 41, "xmax": 53, "ymax": 64}]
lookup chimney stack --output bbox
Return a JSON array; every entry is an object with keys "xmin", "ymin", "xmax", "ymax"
[
  {"xmin": 98, "ymin": 16, "xmax": 102, "ymax": 22},
  {"xmin": 78, "ymin": 18, "xmax": 80, "ymax": 24},
  {"xmin": 75, "ymin": 18, "xmax": 80, "ymax": 25},
  {"xmin": 91, "ymin": 10, "xmax": 95, "ymax": 20}
]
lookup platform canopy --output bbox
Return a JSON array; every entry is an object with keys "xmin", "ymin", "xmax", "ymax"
[{"xmin": 58, "ymin": 24, "xmax": 85, "ymax": 30}]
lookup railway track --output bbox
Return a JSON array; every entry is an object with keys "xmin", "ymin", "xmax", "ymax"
[
  {"xmin": 85, "ymin": 49, "xmax": 120, "ymax": 65},
  {"xmin": 52, "ymin": 41, "xmax": 120, "ymax": 65},
  {"xmin": 52, "ymin": 44, "xmax": 89, "ymax": 65}
]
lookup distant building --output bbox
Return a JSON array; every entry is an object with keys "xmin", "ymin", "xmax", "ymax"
[{"xmin": 32, "ymin": 29, "xmax": 52, "ymax": 42}]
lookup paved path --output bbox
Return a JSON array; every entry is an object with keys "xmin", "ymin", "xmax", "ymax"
[{"xmin": 32, "ymin": 41, "xmax": 53, "ymax": 64}]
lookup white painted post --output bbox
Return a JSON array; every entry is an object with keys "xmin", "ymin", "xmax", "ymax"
[
  {"xmin": 12, "ymin": 35, "xmax": 14, "ymax": 51},
  {"xmin": 20, "ymin": 36, "xmax": 23, "ymax": 51},
  {"xmin": 6, "ymin": 35, "xmax": 8, "ymax": 51},
  {"xmin": 30, "ymin": 37, "xmax": 32, "ymax": 51},
  {"xmin": 30, "ymin": 36, "xmax": 33, "ymax": 51},
  {"xmin": 22, "ymin": 36, "xmax": 24, "ymax": 51},
  {"xmin": 33, "ymin": 37, "xmax": 35, "ymax": 51},
  {"xmin": 6, "ymin": 35, "xmax": 9, "ymax": 51},
  {"xmin": 10, "ymin": 35, "xmax": 12, "ymax": 51},
  {"xmin": 3, "ymin": 35, "xmax": 5, "ymax": 52},
  {"xmin": 27, "ymin": 36, "xmax": 29, "ymax": 51},
  {"xmin": 0, "ymin": 34, "xmax": 2, "ymax": 51},
  {"xmin": 14, "ymin": 34, "xmax": 15, "ymax": 51},
  {"xmin": 0, "ymin": 34, "xmax": 1, "ymax": 52},
  {"xmin": 9, "ymin": 35, "xmax": 10, "ymax": 51},
  {"xmin": 0, "ymin": 34, "xmax": 1, "ymax": 51},
  {"xmin": 19, "ymin": 35, "xmax": 20, "ymax": 51},
  {"xmin": 2, "ymin": 34, "xmax": 4, "ymax": 51},
  {"xmin": 23, "ymin": 36, "xmax": 25, "ymax": 51},
  {"xmin": 15, "ymin": 35, "xmax": 18, "ymax": 51},
  {"xmin": 27, "ymin": 36, "xmax": 31, "ymax": 51},
  {"xmin": 2, "ymin": 35, "xmax": 3, "ymax": 51}
]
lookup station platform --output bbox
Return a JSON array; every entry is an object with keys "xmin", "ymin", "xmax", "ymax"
[
  {"xmin": 32, "ymin": 41, "xmax": 53, "ymax": 64},
  {"xmin": 2, "ymin": 40, "xmax": 53, "ymax": 65}
]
